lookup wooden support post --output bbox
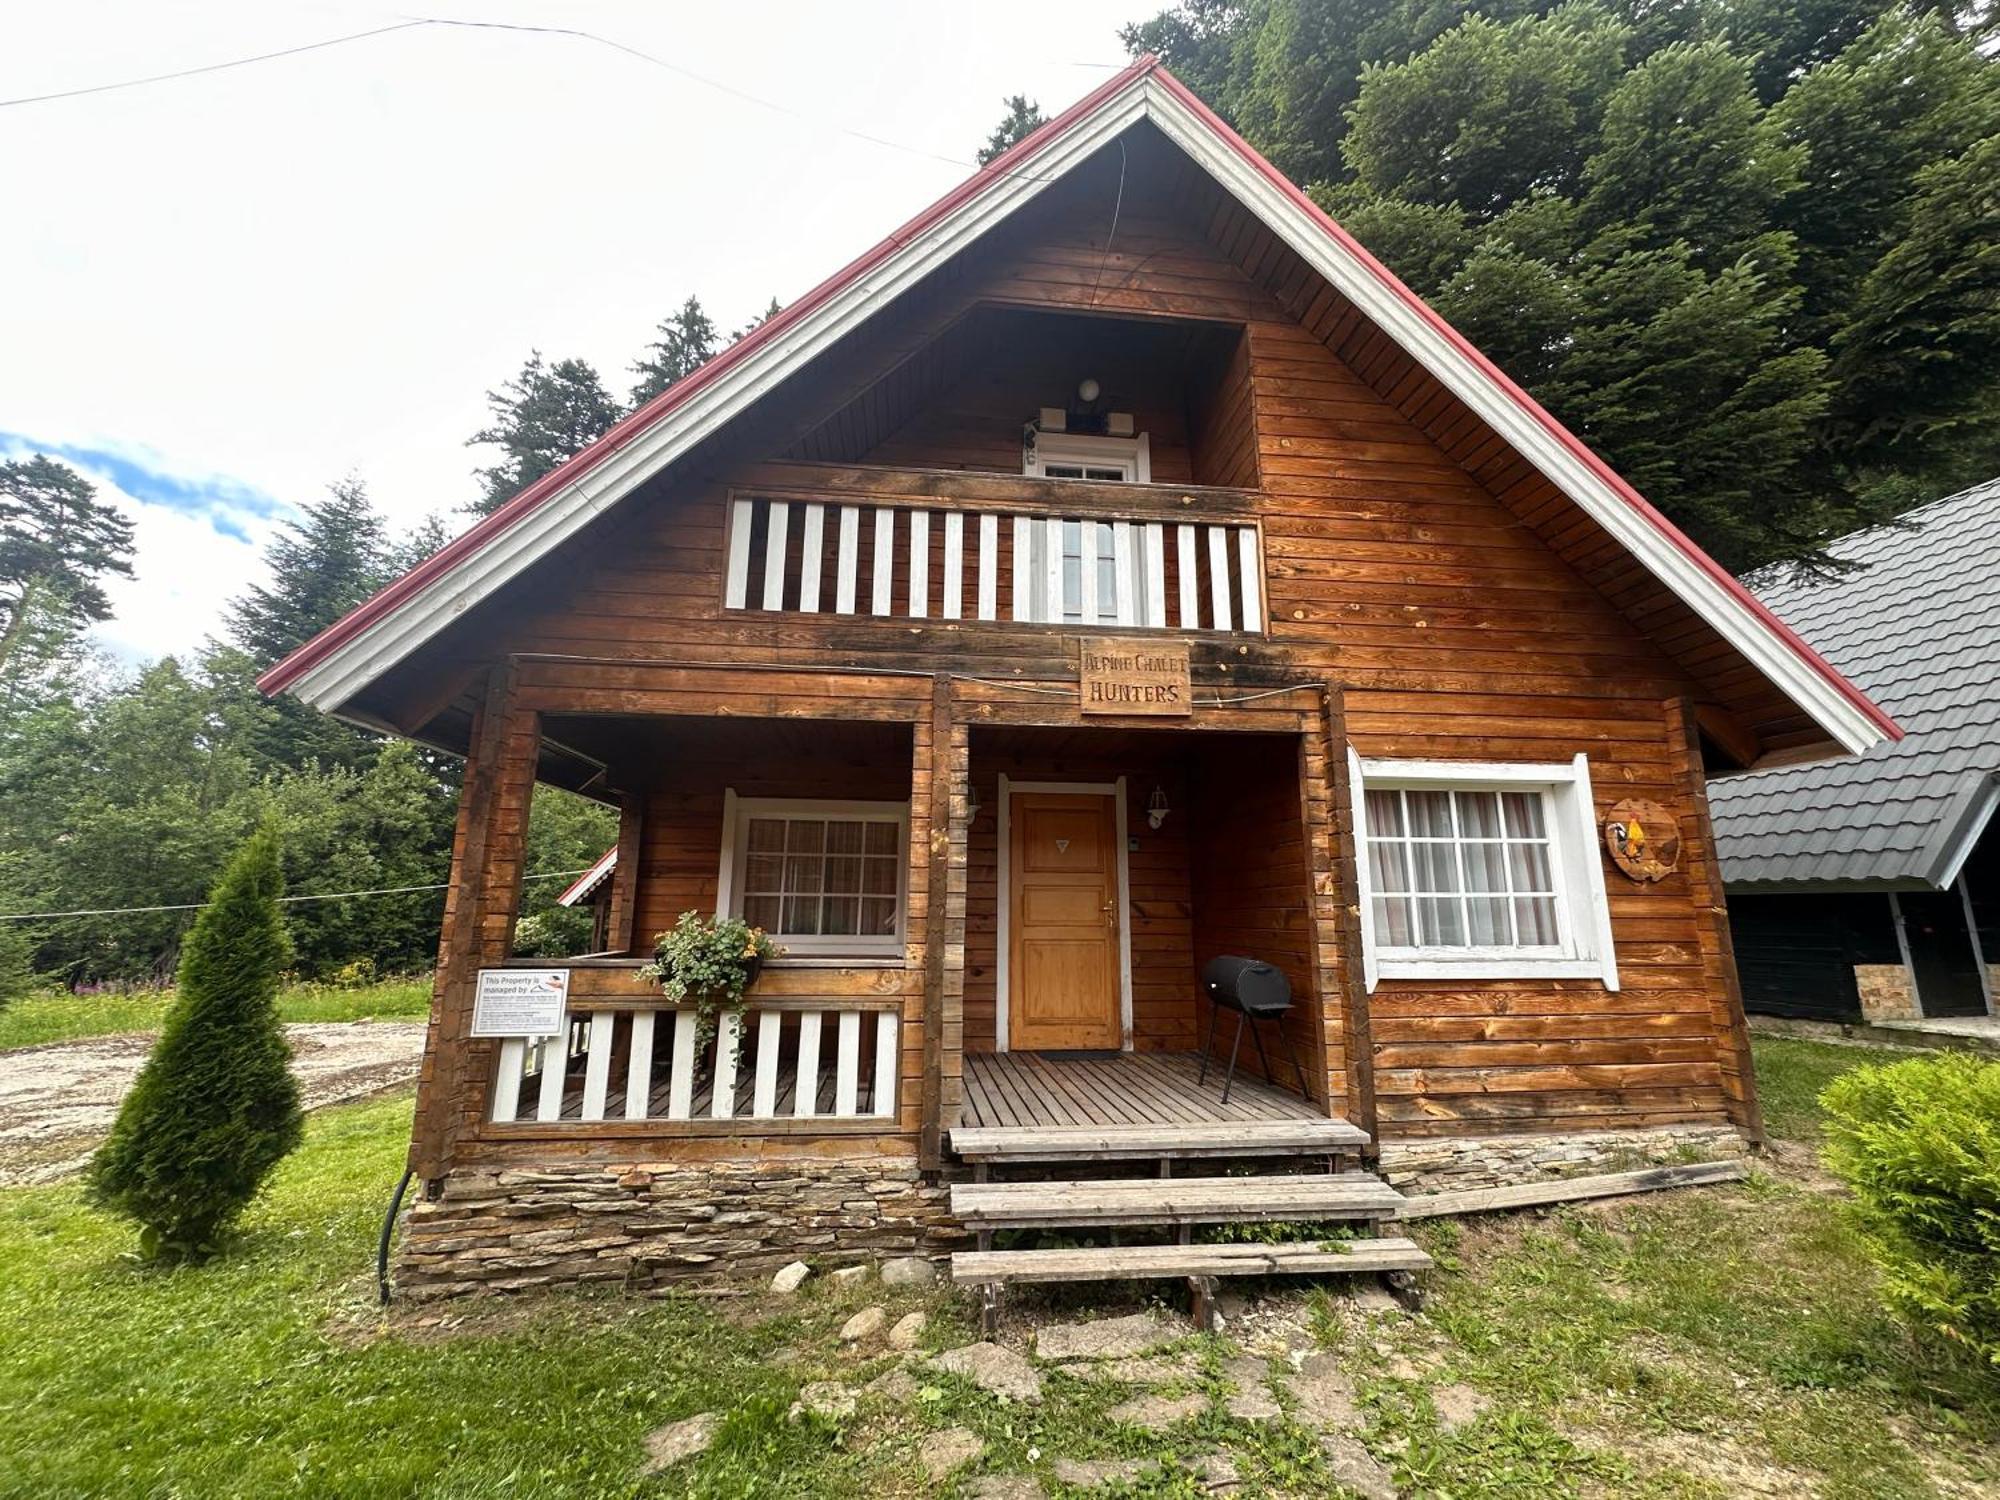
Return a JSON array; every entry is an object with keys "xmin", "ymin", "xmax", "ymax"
[
  {"xmin": 605, "ymin": 788, "xmax": 646, "ymax": 956},
  {"xmin": 919, "ymin": 675, "xmax": 970, "ymax": 1169},
  {"xmin": 1187, "ymin": 1275, "xmax": 1220, "ymax": 1334},
  {"xmin": 1320, "ymin": 684, "xmax": 1378, "ymax": 1144}
]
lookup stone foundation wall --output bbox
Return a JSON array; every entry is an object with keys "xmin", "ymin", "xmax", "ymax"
[
  {"xmin": 397, "ymin": 1158, "xmax": 964, "ymax": 1301},
  {"xmin": 1377, "ymin": 1124, "xmax": 1750, "ymax": 1195},
  {"xmin": 1855, "ymin": 962, "xmax": 1919, "ymax": 1021}
]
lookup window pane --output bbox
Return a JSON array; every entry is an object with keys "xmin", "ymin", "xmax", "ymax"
[
  {"xmin": 747, "ymin": 818, "xmax": 786, "ymax": 853},
  {"xmin": 1364, "ymin": 789, "xmax": 1405, "ymax": 837},
  {"xmin": 742, "ymin": 895, "xmax": 781, "ymax": 930},
  {"xmin": 864, "ymin": 821, "xmax": 899, "ymax": 855},
  {"xmin": 1414, "ymin": 843, "xmax": 1461, "ymax": 895},
  {"xmin": 826, "ymin": 856, "xmax": 861, "ymax": 894},
  {"xmin": 785, "ymin": 855, "xmax": 824, "ymax": 893},
  {"xmin": 1456, "ymin": 791, "xmax": 1503, "ymax": 838},
  {"xmin": 786, "ymin": 820, "xmax": 825, "ymax": 854},
  {"xmin": 743, "ymin": 854, "xmax": 784, "ymax": 892},
  {"xmin": 861, "ymin": 896, "xmax": 898, "ymax": 935},
  {"xmin": 1467, "ymin": 895, "xmax": 1511, "ymax": 946},
  {"xmin": 1461, "ymin": 841, "xmax": 1510, "ymax": 895},
  {"xmin": 825, "ymin": 820, "xmax": 864, "ymax": 854},
  {"xmin": 861, "ymin": 856, "xmax": 897, "ymax": 895},
  {"xmin": 1372, "ymin": 895, "xmax": 1414, "ymax": 947},
  {"xmin": 1367, "ymin": 840, "xmax": 1410, "ymax": 894},
  {"xmin": 1416, "ymin": 896, "xmax": 1465, "ymax": 946},
  {"xmin": 781, "ymin": 896, "xmax": 820, "ymax": 934},
  {"xmin": 821, "ymin": 897, "xmax": 860, "ymax": 935},
  {"xmin": 1502, "ymin": 792, "xmax": 1546, "ymax": 838},
  {"xmin": 1509, "ymin": 841, "xmax": 1553, "ymax": 893},
  {"xmin": 1515, "ymin": 895, "xmax": 1560, "ymax": 945},
  {"xmin": 1407, "ymin": 790, "xmax": 1455, "ymax": 838}
]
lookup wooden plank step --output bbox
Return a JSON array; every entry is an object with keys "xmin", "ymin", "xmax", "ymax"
[
  {"xmin": 950, "ymin": 1118, "xmax": 1370, "ymax": 1163},
  {"xmin": 950, "ymin": 1172, "xmax": 1405, "ymax": 1230},
  {"xmin": 951, "ymin": 1237, "xmax": 1433, "ymax": 1286}
]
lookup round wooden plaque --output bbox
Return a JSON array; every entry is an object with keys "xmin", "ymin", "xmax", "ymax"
[{"xmin": 1604, "ymin": 799, "xmax": 1681, "ymax": 882}]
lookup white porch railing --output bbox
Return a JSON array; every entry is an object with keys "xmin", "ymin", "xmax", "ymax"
[
  {"xmin": 489, "ymin": 1002, "xmax": 900, "ymax": 1126},
  {"xmin": 723, "ymin": 496, "xmax": 1263, "ymax": 633}
]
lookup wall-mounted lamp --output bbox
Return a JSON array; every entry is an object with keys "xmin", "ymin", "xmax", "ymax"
[{"xmin": 1147, "ymin": 784, "xmax": 1171, "ymax": 831}]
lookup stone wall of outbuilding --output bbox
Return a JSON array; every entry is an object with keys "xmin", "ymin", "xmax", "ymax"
[{"xmin": 1377, "ymin": 1124, "xmax": 1751, "ymax": 1195}]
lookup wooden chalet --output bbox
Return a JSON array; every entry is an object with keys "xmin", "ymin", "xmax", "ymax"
[{"xmin": 262, "ymin": 59, "xmax": 1897, "ymax": 1302}]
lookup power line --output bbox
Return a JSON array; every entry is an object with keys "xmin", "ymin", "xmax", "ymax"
[{"xmin": 0, "ymin": 867, "xmax": 589, "ymax": 923}]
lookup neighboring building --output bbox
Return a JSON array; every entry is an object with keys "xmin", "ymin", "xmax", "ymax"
[
  {"xmin": 1712, "ymin": 480, "xmax": 1999, "ymax": 1024},
  {"xmin": 553, "ymin": 847, "xmax": 619, "ymax": 954},
  {"xmin": 260, "ymin": 59, "xmax": 1894, "ymax": 1301}
]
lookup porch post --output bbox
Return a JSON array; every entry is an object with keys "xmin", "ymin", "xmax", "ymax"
[
  {"xmin": 408, "ymin": 661, "xmax": 539, "ymax": 1182},
  {"xmin": 919, "ymin": 675, "xmax": 970, "ymax": 1167},
  {"xmin": 604, "ymin": 787, "xmax": 646, "ymax": 956},
  {"xmin": 1320, "ymin": 684, "xmax": 1379, "ymax": 1142}
]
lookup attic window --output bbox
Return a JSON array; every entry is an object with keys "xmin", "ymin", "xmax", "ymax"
[{"xmin": 1024, "ymin": 428, "xmax": 1152, "ymax": 483}]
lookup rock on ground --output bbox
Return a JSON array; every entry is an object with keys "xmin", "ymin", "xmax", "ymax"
[
  {"xmin": 880, "ymin": 1255, "xmax": 939, "ymax": 1288},
  {"xmin": 1288, "ymin": 1352, "xmax": 1364, "ymax": 1432},
  {"xmin": 642, "ymin": 1412, "xmax": 718, "ymax": 1472},
  {"xmin": 887, "ymin": 1310, "xmax": 928, "ymax": 1350},
  {"xmin": 1106, "ymin": 1391, "xmax": 1209, "ymax": 1431},
  {"xmin": 830, "ymin": 1264, "xmax": 871, "ymax": 1286},
  {"xmin": 865, "ymin": 1366, "xmax": 921, "ymax": 1403},
  {"xmin": 791, "ymin": 1381, "xmax": 856, "ymax": 1422},
  {"xmin": 1195, "ymin": 1451, "xmax": 1242, "ymax": 1492},
  {"xmin": 967, "ymin": 1477, "xmax": 1046, "ymax": 1500},
  {"xmin": 1322, "ymin": 1434, "xmax": 1399, "ymax": 1500},
  {"xmin": 1430, "ymin": 1383, "xmax": 1493, "ymax": 1432},
  {"xmin": 1052, "ymin": 1456, "xmax": 1159, "ymax": 1487},
  {"xmin": 933, "ymin": 1341, "xmax": 1044, "ymax": 1404},
  {"xmin": 918, "ymin": 1427, "xmax": 986, "ymax": 1480},
  {"xmin": 1221, "ymin": 1355, "xmax": 1282, "ymax": 1423},
  {"xmin": 840, "ymin": 1306, "xmax": 887, "ymax": 1342},
  {"xmin": 771, "ymin": 1260, "xmax": 811, "ymax": 1293},
  {"xmin": 1081, "ymin": 1352, "xmax": 1199, "ymax": 1385},
  {"xmin": 1035, "ymin": 1310, "xmax": 1178, "ymax": 1362}
]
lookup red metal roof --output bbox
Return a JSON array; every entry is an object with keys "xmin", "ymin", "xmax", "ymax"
[{"xmin": 258, "ymin": 56, "xmax": 1896, "ymax": 745}]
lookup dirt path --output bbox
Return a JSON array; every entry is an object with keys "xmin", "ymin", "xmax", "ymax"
[{"xmin": 0, "ymin": 1021, "xmax": 425, "ymax": 1187}]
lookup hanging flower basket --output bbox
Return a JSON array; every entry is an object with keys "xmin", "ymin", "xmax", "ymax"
[{"xmin": 641, "ymin": 911, "xmax": 782, "ymax": 1040}]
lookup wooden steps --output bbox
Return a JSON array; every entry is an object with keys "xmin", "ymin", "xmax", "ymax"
[
  {"xmin": 949, "ymin": 1118, "xmax": 1368, "ymax": 1163},
  {"xmin": 952, "ymin": 1236, "xmax": 1432, "ymax": 1286},
  {"xmin": 950, "ymin": 1171, "xmax": 1404, "ymax": 1231}
]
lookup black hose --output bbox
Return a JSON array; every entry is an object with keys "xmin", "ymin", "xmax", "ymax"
[{"xmin": 377, "ymin": 1165, "xmax": 416, "ymax": 1306}]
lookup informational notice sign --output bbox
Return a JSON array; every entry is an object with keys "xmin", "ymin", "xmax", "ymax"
[
  {"xmin": 471, "ymin": 968, "xmax": 571, "ymax": 1037},
  {"xmin": 1078, "ymin": 638, "xmax": 1193, "ymax": 716}
]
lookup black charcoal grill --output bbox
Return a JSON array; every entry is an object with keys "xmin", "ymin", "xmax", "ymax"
[{"xmin": 1198, "ymin": 954, "xmax": 1309, "ymax": 1104}]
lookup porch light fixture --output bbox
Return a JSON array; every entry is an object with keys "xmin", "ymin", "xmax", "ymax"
[
  {"xmin": 1147, "ymin": 784, "xmax": 1171, "ymax": 830},
  {"xmin": 1076, "ymin": 377, "xmax": 1102, "ymax": 403}
]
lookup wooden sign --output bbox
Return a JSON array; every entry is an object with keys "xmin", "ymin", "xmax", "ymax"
[
  {"xmin": 1078, "ymin": 638, "xmax": 1192, "ymax": 716},
  {"xmin": 1604, "ymin": 799, "xmax": 1681, "ymax": 882},
  {"xmin": 471, "ymin": 968, "xmax": 570, "ymax": 1037}
]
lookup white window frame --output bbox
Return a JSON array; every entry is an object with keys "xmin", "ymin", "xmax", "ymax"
[
  {"xmin": 1347, "ymin": 751, "xmax": 1619, "ymax": 994},
  {"xmin": 715, "ymin": 792, "xmax": 910, "ymax": 960},
  {"xmin": 1024, "ymin": 430, "xmax": 1152, "ymax": 483}
]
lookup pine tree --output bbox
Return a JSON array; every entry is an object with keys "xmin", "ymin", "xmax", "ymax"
[
  {"xmin": 466, "ymin": 351, "xmax": 622, "ymax": 516},
  {"xmin": 731, "ymin": 297, "xmax": 783, "ymax": 344},
  {"xmin": 86, "ymin": 821, "xmax": 302, "ymax": 1260},
  {"xmin": 0, "ymin": 455, "xmax": 137, "ymax": 679},
  {"xmin": 977, "ymin": 95, "xmax": 1049, "ymax": 165},
  {"xmin": 631, "ymin": 296, "xmax": 719, "ymax": 406},
  {"xmin": 226, "ymin": 479, "xmax": 388, "ymax": 664}
]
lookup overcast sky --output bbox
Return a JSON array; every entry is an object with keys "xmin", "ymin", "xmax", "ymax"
[{"xmin": 1, "ymin": 0, "xmax": 1145, "ymax": 662}]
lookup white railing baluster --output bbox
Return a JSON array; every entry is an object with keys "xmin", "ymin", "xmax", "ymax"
[
  {"xmin": 1044, "ymin": 516, "xmax": 1064, "ymax": 625},
  {"xmin": 1012, "ymin": 516, "xmax": 1033, "ymax": 621},
  {"xmin": 667, "ymin": 1008, "xmax": 698, "ymax": 1120},
  {"xmin": 752, "ymin": 1010, "xmax": 781, "ymax": 1118},
  {"xmin": 760, "ymin": 501, "xmax": 789, "ymax": 611},
  {"xmin": 1208, "ymin": 525, "xmax": 1233, "ymax": 630},
  {"xmin": 711, "ymin": 1011, "xmax": 740, "ymax": 1119},
  {"xmin": 491, "ymin": 1039, "xmax": 525, "ymax": 1122},
  {"xmin": 836, "ymin": 505, "xmax": 860, "ymax": 613},
  {"xmin": 871, "ymin": 508, "xmax": 895, "ymax": 616},
  {"xmin": 624, "ymin": 1010, "xmax": 655, "ymax": 1121},
  {"xmin": 1080, "ymin": 517, "xmax": 1099, "ymax": 624},
  {"xmin": 799, "ymin": 503, "xmax": 824, "ymax": 613},
  {"xmin": 724, "ymin": 498, "xmax": 755, "ymax": 610},
  {"xmin": 907, "ymin": 509, "xmax": 929, "ymax": 618},
  {"xmin": 1177, "ymin": 523, "xmax": 1199, "ymax": 628},
  {"xmin": 794, "ymin": 1011, "xmax": 823, "ymax": 1118},
  {"xmin": 942, "ymin": 512, "xmax": 963, "ymax": 620},
  {"xmin": 1112, "ymin": 520, "xmax": 1135, "ymax": 627},
  {"xmin": 535, "ymin": 1034, "xmax": 566, "ymax": 1122},
  {"xmin": 1144, "ymin": 521, "xmax": 1166, "ymax": 627},
  {"xmin": 580, "ymin": 1011, "xmax": 614, "ymax": 1121},
  {"xmin": 835, "ymin": 1010, "xmax": 861, "ymax": 1117},
  {"xmin": 872, "ymin": 1013, "xmax": 898, "ymax": 1118},
  {"xmin": 979, "ymin": 514, "xmax": 999, "ymax": 621},
  {"xmin": 1236, "ymin": 526, "xmax": 1262, "ymax": 633}
]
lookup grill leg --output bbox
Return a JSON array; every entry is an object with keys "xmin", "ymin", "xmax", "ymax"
[
  {"xmin": 1197, "ymin": 995, "xmax": 1217, "ymax": 1085},
  {"xmin": 1221, "ymin": 1009, "xmax": 1246, "ymax": 1105},
  {"xmin": 1248, "ymin": 1012, "xmax": 1275, "ymax": 1087},
  {"xmin": 1278, "ymin": 1014, "xmax": 1309, "ymax": 1097}
]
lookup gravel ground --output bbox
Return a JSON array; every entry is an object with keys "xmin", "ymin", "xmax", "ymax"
[{"xmin": 0, "ymin": 1021, "xmax": 425, "ymax": 1187}]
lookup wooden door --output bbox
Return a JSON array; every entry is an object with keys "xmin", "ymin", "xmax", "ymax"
[{"xmin": 1008, "ymin": 790, "xmax": 1122, "ymax": 1051}]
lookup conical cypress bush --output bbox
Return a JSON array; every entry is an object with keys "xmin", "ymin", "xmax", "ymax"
[{"xmin": 86, "ymin": 821, "xmax": 303, "ymax": 1259}]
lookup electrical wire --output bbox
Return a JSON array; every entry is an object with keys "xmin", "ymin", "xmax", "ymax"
[{"xmin": 0, "ymin": 867, "xmax": 590, "ymax": 923}]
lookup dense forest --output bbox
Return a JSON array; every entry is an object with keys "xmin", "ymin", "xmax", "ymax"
[{"xmin": 2, "ymin": 0, "xmax": 1994, "ymax": 994}]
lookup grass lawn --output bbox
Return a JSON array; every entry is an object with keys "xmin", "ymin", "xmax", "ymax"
[
  {"xmin": 0, "ymin": 976, "xmax": 432, "ymax": 1051},
  {"xmin": 0, "ymin": 1036, "xmax": 1993, "ymax": 1497}
]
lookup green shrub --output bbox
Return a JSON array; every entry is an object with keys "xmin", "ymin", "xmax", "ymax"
[
  {"xmin": 85, "ymin": 822, "xmax": 304, "ymax": 1260},
  {"xmin": 1820, "ymin": 1051, "xmax": 2000, "ymax": 1366}
]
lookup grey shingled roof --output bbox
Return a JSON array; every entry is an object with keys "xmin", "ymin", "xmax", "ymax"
[{"xmin": 1711, "ymin": 477, "xmax": 2000, "ymax": 889}]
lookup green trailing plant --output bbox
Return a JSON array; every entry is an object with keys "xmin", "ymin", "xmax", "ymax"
[
  {"xmin": 642, "ymin": 911, "xmax": 781, "ymax": 1039},
  {"xmin": 1819, "ymin": 1051, "xmax": 2000, "ymax": 1367},
  {"xmin": 85, "ymin": 821, "xmax": 303, "ymax": 1261}
]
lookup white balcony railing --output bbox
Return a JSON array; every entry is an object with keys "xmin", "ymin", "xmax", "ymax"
[
  {"xmin": 723, "ymin": 496, "xmax": 1263, "ymax": 633},
  {"xmin": 490, "ymin": 1000, "xmax": 900, "ymax": 1126}
]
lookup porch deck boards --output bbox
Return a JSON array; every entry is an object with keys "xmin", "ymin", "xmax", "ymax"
[{"xmin": 961, "ymin": 1050, "xmax": 1322, "ymax": 1129}]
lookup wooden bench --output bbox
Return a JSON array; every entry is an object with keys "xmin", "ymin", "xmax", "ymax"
[{"xmin": 949, "ymin": 1171, "xmax": 1404, "ymax": 1231}]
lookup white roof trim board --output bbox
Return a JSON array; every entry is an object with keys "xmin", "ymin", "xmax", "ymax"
[{"xmin": 276, "ymin": 69, "xmax": 1891, "ymax": 762}]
